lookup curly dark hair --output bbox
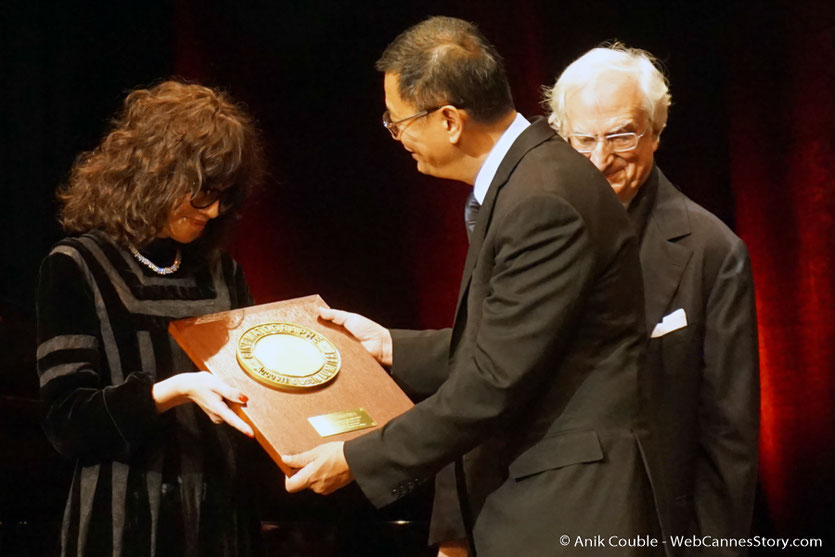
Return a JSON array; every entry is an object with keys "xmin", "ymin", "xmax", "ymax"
[{"xmin": 58, "ymin": 80, "xmax": 265, "ymax": 251}]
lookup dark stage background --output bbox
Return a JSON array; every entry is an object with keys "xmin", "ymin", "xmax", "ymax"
[{"xmin": 1, "ymin": 1, "xmax": 833, "ymax": 555}]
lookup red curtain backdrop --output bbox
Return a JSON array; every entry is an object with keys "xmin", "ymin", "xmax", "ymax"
[{"xmin": 730, "ymin": 2, "xmax": 835, "ymax": 540}]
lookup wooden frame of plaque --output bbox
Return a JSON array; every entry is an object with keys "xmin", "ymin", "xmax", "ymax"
[{"xmin": 168, "ymin": 295, "xmax": 413, "ymax": 475}]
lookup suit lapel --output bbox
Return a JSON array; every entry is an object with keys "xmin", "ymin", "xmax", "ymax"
[
  {"xmin": 452, "ymin": 119, "xmax": 557, "ymax": 318},
  {"xmin": 641, "ymin": 168, "xmax": 694, "ymax": 332}
]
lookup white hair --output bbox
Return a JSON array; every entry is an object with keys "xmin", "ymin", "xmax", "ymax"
[{"xmin": 545, "ymin": 42, "xmax": 671, "ymax": 138}]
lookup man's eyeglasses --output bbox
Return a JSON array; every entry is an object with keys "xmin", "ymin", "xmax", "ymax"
[
  {"xmin": 190, "ymin": 186, "xmax": 242, "ymax": 214},
  {"xmin": 568, "ymin": 131, "xmax": 647, "ymax": 153},
  {"xmin": 382, "ymin": 106, "xmax": 442, "ymax": 139}
]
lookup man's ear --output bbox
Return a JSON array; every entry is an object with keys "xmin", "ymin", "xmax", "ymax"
[{"xmin": 441, "ymin": 106, "xmax": 464, "ymax": 144}]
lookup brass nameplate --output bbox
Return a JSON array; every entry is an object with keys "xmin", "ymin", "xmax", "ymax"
[
  {"xmin": 308, "ymin": 409, "xmax": 377, "ymax": 437},
  {"xmin": 237, "ymin": 322, "xmax": 341, "ymax": 391}
]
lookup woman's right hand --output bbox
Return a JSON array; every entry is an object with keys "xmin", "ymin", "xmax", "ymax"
[{"xmin": 152, "ymin": 371, "xmax": 255, "ymax": 438}]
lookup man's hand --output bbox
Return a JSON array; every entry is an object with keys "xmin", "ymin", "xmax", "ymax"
[
  {"xmin": 282, "ymin": 441, "xmax": 354, "ymax": 495},
  {"xmin": 318, "ymin": 307, "xmax": 393, "ymax": 366}
]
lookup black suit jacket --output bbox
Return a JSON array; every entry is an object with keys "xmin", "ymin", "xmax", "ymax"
[
  {"xmin": 631, "ymin": 167, "xmax": 759, "ymax": 556},
  {"xmin": 345, "ymin": 119, "xmax": 659, "ymax": 556}
]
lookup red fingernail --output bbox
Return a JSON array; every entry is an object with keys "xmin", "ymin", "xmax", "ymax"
[{"xmin": 239, "ymin": 394, "xmax": 249, "ymax": 403}]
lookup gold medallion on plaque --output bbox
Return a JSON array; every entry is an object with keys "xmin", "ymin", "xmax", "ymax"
[{"xmin": 236, "ymin": 323, "xmax": 341, "ymax": 391}]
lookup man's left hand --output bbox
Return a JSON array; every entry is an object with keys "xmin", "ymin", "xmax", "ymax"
[{"xmin": 283, "ymin": 441, "xmax": 354, "ymax": 494}]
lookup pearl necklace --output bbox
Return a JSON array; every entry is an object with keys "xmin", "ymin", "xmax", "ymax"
[{"xmin": 129, "ymin": 245, "xmax": 182, "ymax": 275}]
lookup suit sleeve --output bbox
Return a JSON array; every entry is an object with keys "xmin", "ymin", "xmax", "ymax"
[
  {"xmin": 390, "ymin": 329, "xmax": 460, "ymax": 543},
  {"xmin": 694, "ymin": 239, "xmax": 759, "ymax": 553},
  {"xmin": 389, "ymin": 328, "xmax": 452, "ymax": 401},
  {"xmin": 36, "ymin": 251, "xmax": 159, "ymax": 462},
  {"xmin": 344, "ymin": 193, "xmax": 595, "ymax": 507}
]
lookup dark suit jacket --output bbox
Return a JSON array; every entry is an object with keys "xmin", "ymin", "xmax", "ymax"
[
  {"xmin": 630, "ymin": 167, "xmax": 759, "ymax": 556},
  {"xmin": 345, "ymin": 119, "xmax": 659, "ymax": 556}
]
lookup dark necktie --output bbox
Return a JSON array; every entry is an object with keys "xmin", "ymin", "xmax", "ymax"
[{"xmin": 464, "ymin": 190, "xmax": 481, "ymax": 240}]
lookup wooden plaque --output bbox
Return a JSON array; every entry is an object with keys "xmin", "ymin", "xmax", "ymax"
[{"xmin": 168, "ymin": 295, "xmax": 413, "ymax": 475}]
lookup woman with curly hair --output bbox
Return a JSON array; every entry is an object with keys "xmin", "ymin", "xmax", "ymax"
[{"xmin": 36, "ymin": 80, "xmax": 267, "ymax": 556}]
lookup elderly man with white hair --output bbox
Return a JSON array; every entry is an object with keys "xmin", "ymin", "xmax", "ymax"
[{"xmin": 546, "ymin": 44, "xmax": 760, "ymax": 555}]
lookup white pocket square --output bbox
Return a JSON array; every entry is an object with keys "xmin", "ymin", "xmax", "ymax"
[{"xmin": 651, "ymin": 308, "xmax": 687, "ymax": 338}]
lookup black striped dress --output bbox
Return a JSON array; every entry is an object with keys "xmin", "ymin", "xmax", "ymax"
[{"xmin": 36, "ymin": 230, "xmax": 261, "ymax": 557}]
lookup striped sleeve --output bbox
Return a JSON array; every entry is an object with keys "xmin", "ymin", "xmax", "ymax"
[{"xmin": 36, "ymin": 248, "xmax": 158, "ymax": 460}]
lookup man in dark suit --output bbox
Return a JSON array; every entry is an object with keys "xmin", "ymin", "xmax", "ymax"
[
  {"xmin": 545, "ymin": 44, "xmax": 760, "ymax": 556},
  {"xmin": 284, "ymin": 18, "xmax": 661, "ymax": 556}
]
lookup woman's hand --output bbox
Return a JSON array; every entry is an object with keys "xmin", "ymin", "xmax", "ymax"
[{"xmin": 152, "ymin": 371, "xmax": 254, "ymax": 437}]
